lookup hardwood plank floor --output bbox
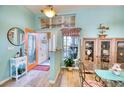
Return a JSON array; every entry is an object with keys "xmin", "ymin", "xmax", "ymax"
[
  {"xmin": 0, "ymin": 70, "xmax": 50, "ymax": 87},
  {"xmin": 0, "ymin": 69, "xmax": 95, "ymax": 87},
  {"xmin": 51, "ymin": 69, "xmax": 95, "ymax": 87}
]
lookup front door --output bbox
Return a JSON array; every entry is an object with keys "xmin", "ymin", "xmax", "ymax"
[{"xmin": 27, "ymin": 33, "xmax": 38, "ymax": 70}]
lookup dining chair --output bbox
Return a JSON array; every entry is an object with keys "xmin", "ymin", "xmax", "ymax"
[{"xmin": 77, "ymin": 59, "xmax": 106, "ymax": 87}]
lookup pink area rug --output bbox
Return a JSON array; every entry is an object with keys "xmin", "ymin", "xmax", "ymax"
[{"xmin": 33, "ymin": 65, "xmax": 50, "ymax": 71}]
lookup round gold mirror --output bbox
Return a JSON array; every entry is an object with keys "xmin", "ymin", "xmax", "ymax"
[{"xmin": 7, "ymin": 27, "xmax": 25, "ymax": 46}]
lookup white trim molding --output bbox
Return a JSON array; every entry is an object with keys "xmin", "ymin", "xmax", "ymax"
[
  {"xmin": 0, "ymin": 77, "xmax": 11, "ymax": 85},
  {"xmin": 49, "ymin": 69, "xmax": 61, "ymax": 84}
]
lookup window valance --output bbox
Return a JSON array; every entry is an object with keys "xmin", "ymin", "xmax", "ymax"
[{"xmin": 61, "ymin": 28, "xmax": 81, "ymax": 36}]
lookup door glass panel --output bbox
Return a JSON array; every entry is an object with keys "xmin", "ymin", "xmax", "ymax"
[
  {"xmin": 117, "ymin": 41, "xmax": 124, "ymax": 63},
  {"xmin": 28, "ymin": 34, "xmax": 36, "ymax": 64},
  {"xmin": 85, "ymin": 41, "xmax": 94, "ymax": 62}
]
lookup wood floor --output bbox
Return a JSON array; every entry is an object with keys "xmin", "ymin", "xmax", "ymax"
[
  {"xmin": 0, "ymin": 70, "xmax": 50, "ymax": 87},
  {"xmin": 58, "ymin": 69, "xmax": 95, "ymax": 87},
  {"xmin": 0, "ymin": 69, "xmax": 95, "ymax": 87}
]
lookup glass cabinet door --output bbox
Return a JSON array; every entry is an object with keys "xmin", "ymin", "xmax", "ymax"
[
  {"xmin": 99, "ymin": 40, "xmax": 112, "ymax": 69},
  {"xmin": 83, "ymin": 39, "xmax": 96, "ymax": 72},
  {"xmin": 117, "ymin": 41, "xmax": 124, "ymax": 63},
  {"xmin": 85, "ymin": 41, "xmax": 94, "ymax": 62}
]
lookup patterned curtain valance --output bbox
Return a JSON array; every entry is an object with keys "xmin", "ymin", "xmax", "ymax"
[{"xmin": 61, "ymin": 28, "xmax": 81, "ymax": 36}]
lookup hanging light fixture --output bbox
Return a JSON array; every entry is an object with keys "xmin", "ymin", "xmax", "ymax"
[{"xmin": 41, "ymin": 5, "xmax": 56, "ymax": 18}]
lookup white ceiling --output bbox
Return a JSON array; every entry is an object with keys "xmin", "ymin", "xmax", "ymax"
[{"xmin": 25, "ymin": 5, "xmax": 86, "ymax": 14}]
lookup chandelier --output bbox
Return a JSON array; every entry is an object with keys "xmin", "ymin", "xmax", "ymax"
[{"xmin": 41, "ymin": 5, "xmax": 56, "ymax": 18}]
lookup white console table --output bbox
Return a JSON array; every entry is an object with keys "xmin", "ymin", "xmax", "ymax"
[{"xmin": 10, "ymin": 56, "xmax": 27, "ymax": 80}]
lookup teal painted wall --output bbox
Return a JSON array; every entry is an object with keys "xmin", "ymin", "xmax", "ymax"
[
  {"xmin": 59, "ymin": 6, "xmax": 124, "ymax": 38},
  {"xmin": 1, "ymin": 5, "xmax": 123, "ymax": 83},
  {"xmin": 35, "ymin": 6, "xmax": 124, "ymax": 38},
  {"xmin": 38, "ymin": 28, "xmax": 63, "ymax": 82},
  {"xmin": 34, "ymin": 6, "xmax": 124, "ymax": 82},
  {"xmin": 0, "ymin": 6, "xmax": 35, "ymax": 82}
]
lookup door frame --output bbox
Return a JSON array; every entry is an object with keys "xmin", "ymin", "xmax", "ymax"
[{"xmin": 25, "ymin": 28, "xmax": 38, "ymax": 71}]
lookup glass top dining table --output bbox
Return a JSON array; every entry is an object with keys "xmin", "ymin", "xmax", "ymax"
[{"xmin": 95, "ymin": 69, "xmax": 124, "ymax": 82}]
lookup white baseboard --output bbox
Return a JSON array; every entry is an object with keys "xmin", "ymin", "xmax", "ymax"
[
  {"xmin": 49, "ymin": 69, "xmax": 60, "ymax": 84},
  {"xmin": 0, "ymin": 77, "xmax": 11, "ymax": 85}
]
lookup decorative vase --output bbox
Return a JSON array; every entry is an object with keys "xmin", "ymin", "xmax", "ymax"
[{"xmin": 99, "ymin": 34, "xmax": 107, "ymax": 39}]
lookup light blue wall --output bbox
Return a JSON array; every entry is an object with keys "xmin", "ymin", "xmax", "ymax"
[
  {"xmin": 1, "ymin": 5, "xmax": 123, "ymax": 84},
  {"xmin": 49, "ymin": 51, "xmax": 62, "ymax": 81},
  {"xmin": 34, "ymin": 6, "xmax": 124, "ymax": 82},
  {"xmin": 38, "ymin": 28, "xmax": 63, "ymax": 82},
  {"xmin": 35, "ymin": 6, "xmax": 124, "ymax": 38},
  {"xmin": 0, "ymin": 6, "xmax": 35, "ymax": 82},
  {"xmin": 60, "ymin": 6, "xmax": 124, "ymax": 38}
]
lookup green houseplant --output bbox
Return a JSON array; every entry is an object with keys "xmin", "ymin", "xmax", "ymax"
[{"xmin": 64, "ymin": 57, "xmax": 75, "ymax": 71}]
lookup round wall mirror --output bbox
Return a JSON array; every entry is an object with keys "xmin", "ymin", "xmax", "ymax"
[{"xmin": 7, "ymin": 27, "xmax": 25, "ymax": 46}]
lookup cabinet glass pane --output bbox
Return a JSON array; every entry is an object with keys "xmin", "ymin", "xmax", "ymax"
[
  {"xmin": 101, "ymin": 41, "xmax": 110, "ymax": 62},
  {"xmin": 117, "ymin": 41, "xmax": 124, "ymax": 63},
  {"xmin": 85, "ymin": 41, "xmax": 94, "ymax": 62},
  {"xmin": 100, "ymin": 41, "xmax": 110, "ymax": 69}
]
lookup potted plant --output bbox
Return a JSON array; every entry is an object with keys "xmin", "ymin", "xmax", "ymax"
[{"xmin": 64, "ymin": 57, "xmax": 75, "ymax": 71}]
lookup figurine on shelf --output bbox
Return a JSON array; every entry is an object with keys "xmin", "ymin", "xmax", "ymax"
[
  {"xmin": 98, "ymin": 24, "xmax": 109, "ymax": 39},
  {"xmin": 110, "ymin": 63, "xmax": 122, "ymax": 76}
]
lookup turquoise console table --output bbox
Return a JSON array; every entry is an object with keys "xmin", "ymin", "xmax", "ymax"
[{"xmin": 95, "ymin": 69, "xmax": 124, "ymax": 87}]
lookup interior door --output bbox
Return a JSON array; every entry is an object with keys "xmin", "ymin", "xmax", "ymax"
[
  {"xmin": 82, "ymin": 38, "xmax": 97, "ymax": 72},
  {"xmin": 98, "ymin": 39, "xmax": 112, "ymax": 69}
]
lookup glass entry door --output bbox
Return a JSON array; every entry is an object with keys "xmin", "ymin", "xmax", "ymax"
[{"xmin": 27, "ymin": 33, "xmax": 37, "ymax": 70}]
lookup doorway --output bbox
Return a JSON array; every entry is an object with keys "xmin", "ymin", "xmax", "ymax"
[{"xmin": 38, "ymin": 33, "xmax": 50, "ymax": 66}]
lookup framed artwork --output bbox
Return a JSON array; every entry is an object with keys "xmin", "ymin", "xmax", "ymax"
[
  {"xmin": 40, "ymin": 14, "xmax": 75, "ymax": 29},
  {"xmin": 52, "ymin": 16, "xmax": 62, "ymax": 28},
  {"xmin": 40, "ymin": 18, "xmax": 50, "ymax": 29},
  {"xmin": 63, "ymin": 15, "xmax": 75, "ymax": 27}
]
